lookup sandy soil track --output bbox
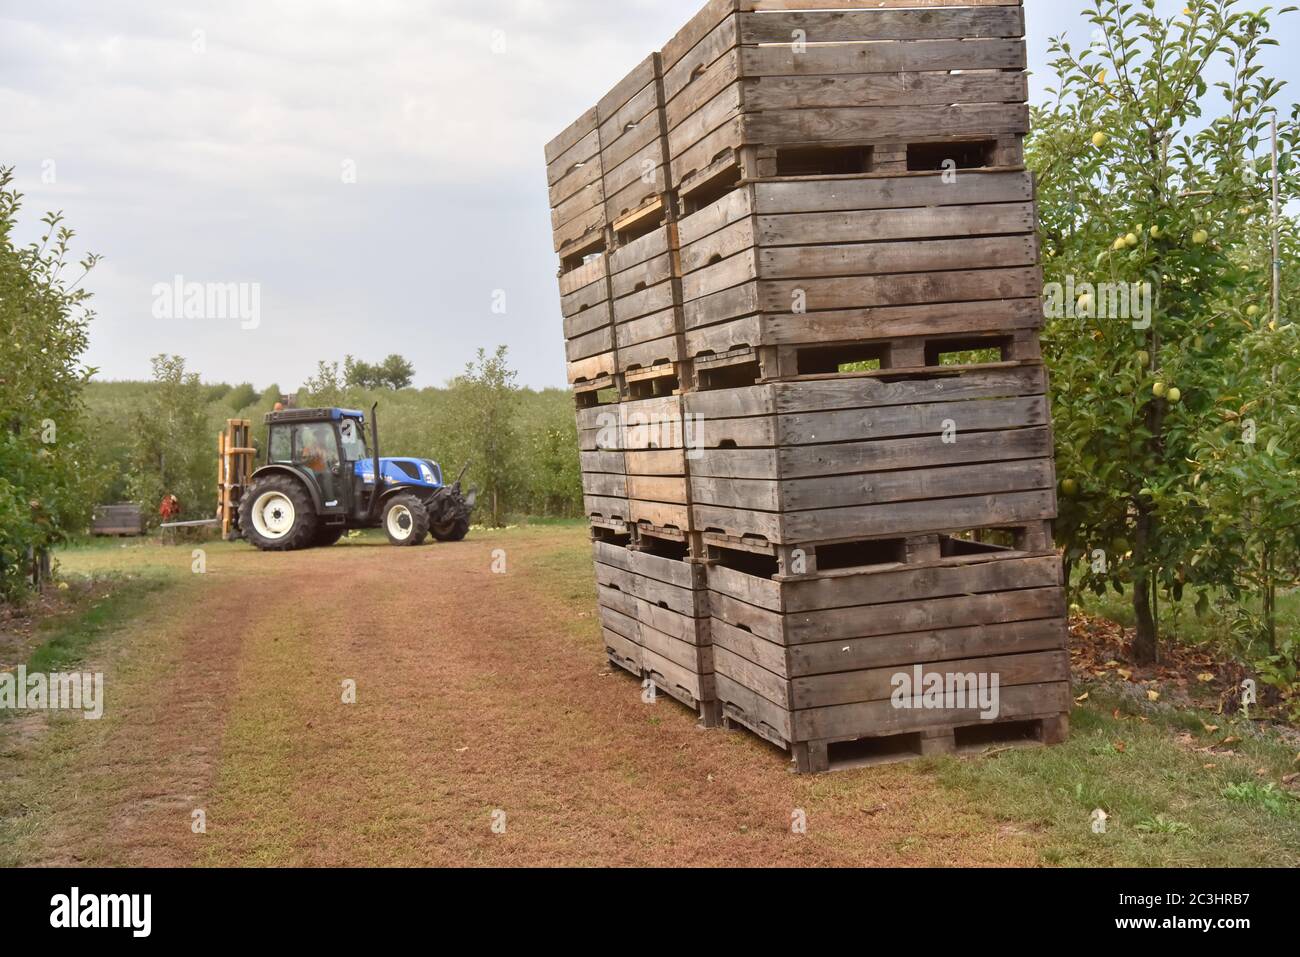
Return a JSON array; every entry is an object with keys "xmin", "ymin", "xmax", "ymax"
[{"xmin": 1, "ymin": 528, "xmax": 1033, "ymax": 867}]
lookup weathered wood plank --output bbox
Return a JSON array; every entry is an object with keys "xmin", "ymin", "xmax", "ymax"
[
  {"xmin": 738, "ymin": 7, "xmax": 1025, "ymax": 44},
  {"xmin": 741, "ymin": 37, "xmax": 1027, "ymax": 78},
  {"xmin": 695, "ymin": 488, "xmax": 1057, "ymax": 543},
  {"xmin": 742, "ymin": 71, "xmax": 1027, "ymax": 112},
  {"xmin": 792, "ymin": 681, "xmax": 1069, "ymax": 741}
]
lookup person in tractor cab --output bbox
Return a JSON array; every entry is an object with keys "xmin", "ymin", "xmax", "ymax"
[
  {"xmin": 294, "ymin": 422, "xmax": 337, "ymax": 479},
  {"xmin": 300, "ymin": 435, "xmax": 328, "ymax": 474}
]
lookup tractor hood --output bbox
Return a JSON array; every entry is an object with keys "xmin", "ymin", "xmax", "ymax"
[{"xmin": 355, "ymin": 458, "xmax": 445, "ymax": 489}]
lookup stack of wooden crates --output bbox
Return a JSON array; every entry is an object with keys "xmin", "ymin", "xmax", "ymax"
[{"xmin": 544, "ymin": 0, "xmax": 1070, "ymax": 773}]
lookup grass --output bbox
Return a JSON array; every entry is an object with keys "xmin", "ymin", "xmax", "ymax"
[
  {"xmin": 24, "ymin": 576, "xmax": 168, "ymax": 676},
  {"xmin": 1074, "ymin": 575, "xmax": 1300, "ymax": 653},
  {"xmin": 928, "ymin": 687, "xmax": 1300, "ymax": 866}
]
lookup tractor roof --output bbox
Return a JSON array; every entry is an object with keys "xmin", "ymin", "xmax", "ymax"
[{"xmin": 265, "ymin": 407, "xmax": 366, "ymax": 425}]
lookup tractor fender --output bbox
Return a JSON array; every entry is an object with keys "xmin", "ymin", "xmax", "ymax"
[
  {"xmin": 375, "ymin": 484, "xmax": 433, "ymax": 510},
  {"xmin": 248, "ymin": 465, "xmax": 325, "ymax": 514}
]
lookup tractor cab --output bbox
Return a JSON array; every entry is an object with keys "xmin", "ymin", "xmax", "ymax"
[
  {"xmin": 265, "ymin": 407, "xmax": 374, "ymax": 520},
  {"xmin": 233, "ymin": 405, "xmax": 475, "ymax": 551}
]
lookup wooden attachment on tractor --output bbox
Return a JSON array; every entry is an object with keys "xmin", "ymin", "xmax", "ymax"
[{"xmin": 218, "ymin": 419, "xmax": 256, "ymax": 541}]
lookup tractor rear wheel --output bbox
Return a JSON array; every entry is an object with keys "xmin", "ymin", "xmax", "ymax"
[
  {"xmin": 432, "ymin": 517, "xmax": 470, "ymax": 542},
  {"xmin": 382, "ymin": 494, "xmax": 429, "ymax": 546},
  {"xmin": 240, "ymin": 476, "xmax": 319, "ymax": 552}
]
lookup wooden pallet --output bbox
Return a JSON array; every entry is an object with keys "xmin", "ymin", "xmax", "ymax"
[
  {"xmin": 624, "ymin": 360, "xmax": 692, "ymax": 398},
  {"xmin": 722, "ymin": 701, "xmax": 1069, "ymax": 773},
  {"xmin": 660, "ymin": 2, "xmax": 1028, "ymax": 198}
]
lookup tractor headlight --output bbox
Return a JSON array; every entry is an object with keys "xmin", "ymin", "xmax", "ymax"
[{"xmin": 420, "ymin": 464, "xmax": 436, "ymax": 484}]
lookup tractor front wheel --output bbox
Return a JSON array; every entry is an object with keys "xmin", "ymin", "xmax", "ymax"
[
  {"xmin": 382, "ymin": 494, "xmax": 429, "ymax": 546},
  {"xmin": 240, "ymin": 476, "xmax": 319, "ymax": 552}
]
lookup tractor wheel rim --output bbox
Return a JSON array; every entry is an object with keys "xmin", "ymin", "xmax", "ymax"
[
  {"xmin": 387, "ymin": 505, "xmax": 414, "ymax": 540},
  {"xmin": 252, "ymin": 491, "xmax": 295, "ymax": 540}
]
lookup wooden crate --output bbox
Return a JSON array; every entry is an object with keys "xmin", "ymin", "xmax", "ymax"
[
  {"xmin": 598, "ymin": 55, "xmax": 673, "ymax": 235},
  {"xmin": 592, "ymin": 535, "xmax": 718, "ymax": 723},
  {"xmin": 546, "ymin": 106, "xmax": 608, "ymax": 262},
  {"xmin": 593, "ymin": 531, "xmax": 644, "ymax": 675},
  {"xmin": 705, "ymin": 543, "xmax": 1069, "ymax": 771},
  {"xmin": 683, "ymin": 364, "xmax": 1057, "ymax": 544},
  {"xmin": 676, "ymin": 169, "xmax": 1043, "ymax": 382},
  {"xmin": 608, "ymin": 223, "xmax": 687, "ymax": 381},
  {"xmin": 92, "ymin": 503, "xmax": 144, "ymax": 537},
  {"xmin": 577, "ymin": 400, "xmax": 626, "ymax": 527},
  {"xmin": 577, "ymin": 402, "xmax": 629, "ymax": 527},
  {"xmin": 620, "ymin": 395, "xmax": 700, "ymax": 535},
  {"xmin": 661, "ymin": 0, "xmax": 1027, "ymax": 198},
  {"xmin": 560, "ymin": 249, "xmax": 619, "ymax": 388}
]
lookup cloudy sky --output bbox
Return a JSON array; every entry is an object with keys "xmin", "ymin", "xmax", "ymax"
[{"xmin": 2, "ymin": 0, "xmax": 1296, "ymax": 390}]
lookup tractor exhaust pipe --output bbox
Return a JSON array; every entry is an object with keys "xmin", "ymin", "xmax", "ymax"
[{"xmin": 368, "ymin": 403, "xmax": 382, "ymax": 521}]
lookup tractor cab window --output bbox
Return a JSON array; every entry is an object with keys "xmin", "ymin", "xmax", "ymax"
[
  {"xmin": 269, "ymin": 427, "xmax": 293, "ymax": 463},
  {"xmin": 338, "ymin": 418, "xmax": 368, "ymax": 461},
  {"xmin": 270, "ymin": 423, "xmax": 340, "ymax": 475},
  {"xmin": 295, "ymin": 424, "xmax": 339, "ymax": 475}
]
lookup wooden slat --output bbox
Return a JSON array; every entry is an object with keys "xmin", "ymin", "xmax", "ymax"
[
  {"xmin": 755, "ymin": 169, "xmax": 1032, "ymax": 214},
  {"xmin": 743, "ymin": 103, "xmax": 1029, "ymax": 145},
  {"xmin": 743, "ymin": 70, "xmax": 1027, "ymax": 113},
  {"xmin": 741, "ymin": 37, "xmax": 1026, "ymax": 77},
  {"xmin": 694, "ymin": 488, "xmax": 1056, "ymax": 543},
  {"xmin": 692, "ymin": 458, "xmax": 1054, "ymax": 512},
  {"xmin": 793, "ymin": 681, "xmax": 1069, "ymax": 741},
  {"xmin": 738, "ymin": 7, "xmax": 1025, "ymax": 44}
]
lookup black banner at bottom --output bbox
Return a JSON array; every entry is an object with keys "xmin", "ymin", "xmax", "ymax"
[{"xmin": 0, "ymin": 867, "xmax": 1278, "ymax": 942}]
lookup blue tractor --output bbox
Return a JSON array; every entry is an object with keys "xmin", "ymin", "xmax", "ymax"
[{"xmin": 235, "ymin": 405, "xmax": 475, "ymax": 551}]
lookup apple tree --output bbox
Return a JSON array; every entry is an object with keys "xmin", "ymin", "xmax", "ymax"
[{"xmin": 1032, "ymin": 0, "xmax": 1298, "ymax": 662}]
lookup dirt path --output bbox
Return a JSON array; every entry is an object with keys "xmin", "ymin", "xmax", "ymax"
[{"xmin": 3, "ymin": 528, "xmax": 1037, "ymax": 867}]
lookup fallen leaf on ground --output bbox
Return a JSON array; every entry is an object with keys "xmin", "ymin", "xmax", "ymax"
[
  {"xmin": 1075, "ymin": 692, "xmax": 1090, "ymax": 704},
  {"xmin": 1113, "ymin": 740, "xmax": 1127, "ymax": 754},
  {"xmin": 1147, "ymin": 689, "xmax": 1161, "ymax": 702},
  {"xmin": 1117, "ymin": 669, "xmax": 1133, "ymax": 681},
  {"xmin": 1198, "ymin": 673, "xmax": 1216, "ymax": 683},
  {"xmin": 1202, "ymin": 723, "xmax": 1220, "ymax": 734}
]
